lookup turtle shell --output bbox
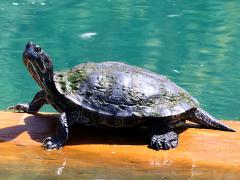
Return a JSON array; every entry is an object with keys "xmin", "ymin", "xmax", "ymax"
[{"xmin": 54, "ymin": 62, "xmax": 199, "ymax": 118}]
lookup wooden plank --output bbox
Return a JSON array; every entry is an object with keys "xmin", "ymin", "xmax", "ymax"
[{"xmin": 0, "ymin": 111, "xmax": 239, "ymax": 179}]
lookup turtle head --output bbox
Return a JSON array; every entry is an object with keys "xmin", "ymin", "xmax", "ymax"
[{"xmin": 23, "ymin": 42, "xmax": 54, "ymax": 89}]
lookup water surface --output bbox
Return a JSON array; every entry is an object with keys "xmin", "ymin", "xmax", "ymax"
[{"xmin": 0, "ymin": 1, "xmax": 239, "ymax": 119}]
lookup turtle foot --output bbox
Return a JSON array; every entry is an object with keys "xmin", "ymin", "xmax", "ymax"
[
  {"xmin": 150, "ymin": 131, "xmax": 178, "ymax": 150},
  {"xmin": 43, "ymin": 136, "xmax": 66, "ymax": 150},
  {"xmin": 6, "ymin": 103, "xmax": 30, "ymax": 113}
]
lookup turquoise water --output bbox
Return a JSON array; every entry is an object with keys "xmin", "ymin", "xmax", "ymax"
[{"xmin": 0, "ymin": 0, "xmax": 239, "ymax": 121}]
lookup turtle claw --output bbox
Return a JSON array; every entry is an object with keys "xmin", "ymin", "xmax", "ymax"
[
  {"xmin": 150, "ymin": 131, "xmax": 178, "ymax": 150},
  {"xmin": 6, "ymin": 104, "xmax": 30, "ymax": 113},
  {"xmin": 43, "ymin": 136, "xmax": 65, "ymax": 150}
]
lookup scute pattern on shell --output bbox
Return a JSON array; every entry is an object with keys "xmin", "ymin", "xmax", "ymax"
[{"xmin": 54, "ymin": 62, "xmax": 199, "ymax": 118}]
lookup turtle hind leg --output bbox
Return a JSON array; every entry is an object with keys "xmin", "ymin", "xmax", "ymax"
[
  {"xmin": 188, "ymin": 108, "xmax": 235, "ymax": 132},
  {"xmin": 149, "ymin": 120, "xmax": 178, "ymax": 150}
]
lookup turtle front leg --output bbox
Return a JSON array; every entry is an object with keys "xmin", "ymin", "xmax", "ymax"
[
  {"xmin": 43, "ymin": 112, "xmax": 76, "ymax": 149},
  {"xmin": 7, "ymin": 90, "xmax": 47, "ymax": 113},
  {"xmin": 149, "ymin": 120, "xmax": 178, "ymax": 150}
]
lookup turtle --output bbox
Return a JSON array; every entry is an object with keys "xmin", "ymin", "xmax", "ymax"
[{"xmin": 8, "ymin": 42, "xmax": 235, "ymax": 150}]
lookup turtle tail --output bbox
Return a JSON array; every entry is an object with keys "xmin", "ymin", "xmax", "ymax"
[{"xmin": 188, "ymin": 108, "xmax": 235, "ymax": 132}]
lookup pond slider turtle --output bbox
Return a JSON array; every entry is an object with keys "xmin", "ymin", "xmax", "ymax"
[{"xmin": 8, "ymin": 42, "xmax": 235, "ymax": 150}]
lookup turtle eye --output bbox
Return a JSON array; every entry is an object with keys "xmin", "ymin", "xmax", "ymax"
[{"xmin": 35, "ymin": 46, "xmax": 42, "ymax": 53}]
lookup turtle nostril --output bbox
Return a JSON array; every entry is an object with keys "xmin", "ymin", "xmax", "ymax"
[{"xmin": 25, "ymin": 42, "xmax": 35, "ymax": 51}]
